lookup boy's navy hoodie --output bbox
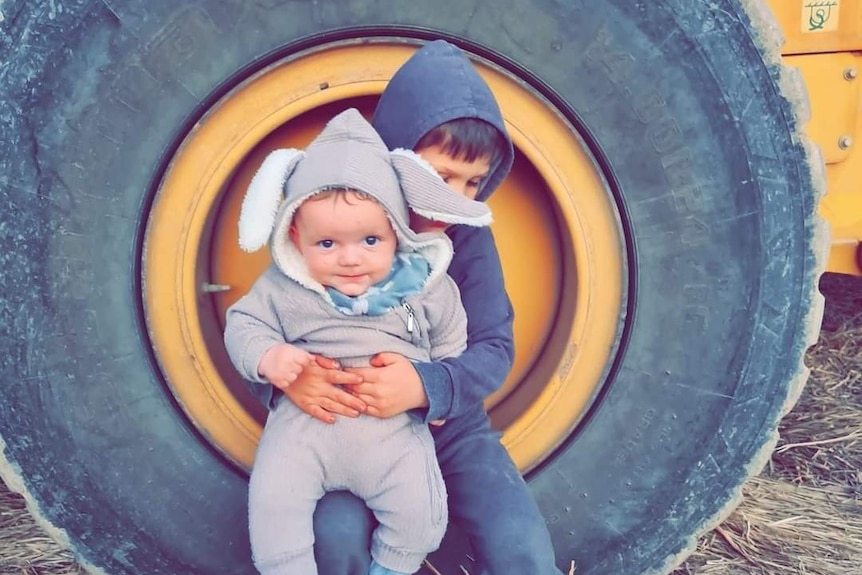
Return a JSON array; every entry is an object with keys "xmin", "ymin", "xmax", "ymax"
[{"xmin": 372, "ymin": 40, "xmax": 516, "ymax": 439}]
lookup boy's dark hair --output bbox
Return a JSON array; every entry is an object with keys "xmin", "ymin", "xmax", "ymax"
[{"xmin": 415, "ymin": 118, "xmax": 505, "ymax": 165}]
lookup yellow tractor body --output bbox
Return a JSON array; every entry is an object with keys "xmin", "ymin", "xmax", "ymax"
[{"xmin": 771, "ymin": 0, "xmax": 862, "ymax": 274}]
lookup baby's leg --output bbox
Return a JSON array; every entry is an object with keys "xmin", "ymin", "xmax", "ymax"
[
  {"xmin": 249, "ymin": 400, "xmax": 326, "ymax": 575},
  {"xmin": 355, "ymin": 420, "xmax": 447, "ymax": 574}
]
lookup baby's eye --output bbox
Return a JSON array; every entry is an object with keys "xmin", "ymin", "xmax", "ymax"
[
  {"xmin": 437, "ymin": 173, "xmax": 451, "ymax": 184},
  {"xmin": 316, "ymin": 239, "xmax": 334, "ymax": 249},
  {"xmin": 364, "ymin": 236, "xmax": 380, "ymax": 246},
  {"xmin": 467, "ymin": 179, "xmax": 482, "ymax": 188}
]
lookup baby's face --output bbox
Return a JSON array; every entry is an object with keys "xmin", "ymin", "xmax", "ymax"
[{"xmin": 290, "ymin": 191, "xmax": 397, "ymax": 296}]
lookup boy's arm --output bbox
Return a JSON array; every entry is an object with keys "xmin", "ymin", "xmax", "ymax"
[{"xmin": 413, "ymin": 226, "xmax": 515, "ymax": 422}]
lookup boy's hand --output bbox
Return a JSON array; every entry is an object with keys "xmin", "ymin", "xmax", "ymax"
[
  {"xmin": 283, "ymin": 355, "xmax": 366, "ymax": 424},
  {"xmin": 258, "ymin": 344, "xmax": 313, "ymax": 390},
  {"xmin": 344, "ymin": 352, "xmax": 429, "ymax": 419}
]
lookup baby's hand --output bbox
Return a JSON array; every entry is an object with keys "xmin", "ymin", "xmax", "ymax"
[{"xmin": 257, "ymin": 344, "xmax": 314, "ymax": 391}]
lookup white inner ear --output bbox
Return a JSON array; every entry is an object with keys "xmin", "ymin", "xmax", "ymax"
[{"xmin": 238, "ymin": 148, "xmax": 304, "ymax": 252}]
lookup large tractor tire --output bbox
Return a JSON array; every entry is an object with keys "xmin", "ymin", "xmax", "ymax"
[{"xmin": 0, "ymin": 1, "xmax": 826, "ymax": 574}]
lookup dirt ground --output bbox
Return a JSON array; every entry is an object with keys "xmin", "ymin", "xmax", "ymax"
[{"xmin": 1, "ymin": 273, "xmax": 860, "ymax": 575}]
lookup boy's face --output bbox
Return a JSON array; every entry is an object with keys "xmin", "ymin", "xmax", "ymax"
[
  {"xmin": 289, "ymin": 191, "xmax": 397, "ymax": 296},
  {"xmin": 411, "ymin": 144, "xmax": 492, "ymax": 233}
]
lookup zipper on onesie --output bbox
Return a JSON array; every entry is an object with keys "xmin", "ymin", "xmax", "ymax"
[{"xmin": 402, "ymin": 302, "xmax": 415, "ymax": 333}]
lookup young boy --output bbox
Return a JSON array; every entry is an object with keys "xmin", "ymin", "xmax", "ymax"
[
  {"xmin": 300, "ymin": 42, "xmax": 564, "ymax": 574},
  {"xmin": 223, "ymin": 108, "xmax": 494, "ymax": 575}
]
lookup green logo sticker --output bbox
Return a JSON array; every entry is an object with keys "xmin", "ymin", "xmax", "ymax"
[{"xmin": 804, "ymin": 0, "xmax": 840, "ymax": 33}]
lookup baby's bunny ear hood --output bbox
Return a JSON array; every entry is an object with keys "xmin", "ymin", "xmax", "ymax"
[
  {"xmin": 237, "ymin": 108, "xmax": 494, "ymax": 291},
  {"xmin": 267, "ymin": 108, "xmax": 416, "ymax": 282}
]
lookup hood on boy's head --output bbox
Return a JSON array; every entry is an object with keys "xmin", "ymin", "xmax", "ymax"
[{"xmin": 372, "ymin": 39, "xmax": 515, "ymax": 202}]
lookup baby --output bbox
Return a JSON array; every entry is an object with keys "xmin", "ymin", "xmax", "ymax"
[{"xmin": 223, "ymin": 108, "xmax": 492, "ymax": 575}]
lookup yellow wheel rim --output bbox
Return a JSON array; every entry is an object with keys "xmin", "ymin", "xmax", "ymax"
[{"xmin": 143, "ymin": 39, "xmax": 625, "ymax": 473}]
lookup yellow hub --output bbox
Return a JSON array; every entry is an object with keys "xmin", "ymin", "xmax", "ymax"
[{"xmin": 143, "ymin": 40, "xmax": 624, "ymax": 473}]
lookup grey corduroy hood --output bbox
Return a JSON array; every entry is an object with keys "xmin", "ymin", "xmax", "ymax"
[{"xmin": 236, "ymin": 108, "xmax": 493, "ymax": 296}]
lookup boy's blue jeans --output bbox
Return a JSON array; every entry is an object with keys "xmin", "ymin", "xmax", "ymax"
[
  {"xmin": 313, "ymin": 410, "xmax": 563, "ymax": 575},
  {"xmin": 368, "ymin": 561, "xmax": 406, "ymax": 575}
]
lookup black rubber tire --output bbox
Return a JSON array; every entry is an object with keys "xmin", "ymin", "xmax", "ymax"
[{"xmin": 0, "ymin": 1, "xmax": 824, "ymax": 574}]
